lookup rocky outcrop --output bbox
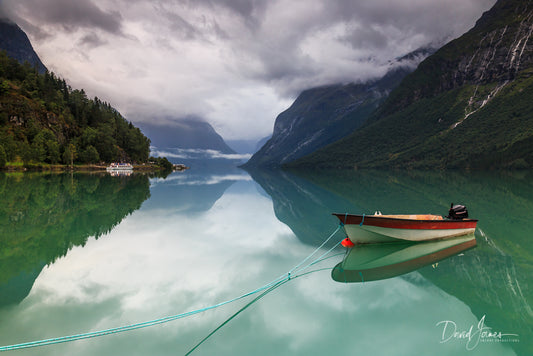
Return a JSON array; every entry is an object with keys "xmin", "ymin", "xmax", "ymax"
[{"xmin": 408, "ymin": 1, "xmax": 533, "ymax": 124}]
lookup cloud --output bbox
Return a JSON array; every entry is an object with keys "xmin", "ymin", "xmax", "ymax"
[
  {"xmin": 78, "ymin": 32, "xmax": 107, "ymax": 48},
  {"xmin": 150, "ymin": 172, "xmax": 253, "ymax": 186},
  {"xmin": 6, "ymin": 0, "xmax": 123, "ymax": 34},
  {"xmin": 151, "ymin": 148, "xmax": 252, "ymax": 161},
  {"xmin": 2, "ymin": 0, "xmax": 497, "ymax": 141}
]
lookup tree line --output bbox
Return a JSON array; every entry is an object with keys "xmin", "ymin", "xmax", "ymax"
[{"xmin": 0, "ymin": 51, "xmax": 151, "ymax": 167}]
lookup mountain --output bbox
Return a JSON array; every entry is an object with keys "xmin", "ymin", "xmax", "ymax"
[
  {"xmin": 227, "ymin": 138, "xmax": 266, "ymax": 154},
  {"xmin": 138, "ymin": 118, "xmax": 235, "ymax": 154},
  {"xmin": 0, "ymin": 39, "xmax": 150, "ymax": 166},
  {"xmin": 255, "ymin": 135, "xmax": 270, "ymax": 151},
  {"xmin": 288, "ymin": 0, "xmax": 533, "ymax": 170},
  {"xmin": 243, "ymin": 48, "xmax": 434, "ymax": 168},
  {"xmin": 138, "ymin": 119, "xmax": 248, "ymax": 168},
  {"xmin": 0, "ymin": 18, "xmax": 47, "ymax": 73}
]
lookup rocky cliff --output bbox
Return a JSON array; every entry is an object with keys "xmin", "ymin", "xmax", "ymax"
[
  {"xmin": 244, "ymin": 48, "xmax": 434, "ymax": 168},
  {"xmin": 289, "ymin": 0, "xmax": 533, "ymax": 170}
]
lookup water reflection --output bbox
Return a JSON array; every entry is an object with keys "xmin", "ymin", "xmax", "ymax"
[
  {"xmin": 0, "ymin": 171, "xmax": 300, "ymax": 356},
  {"xmin": 144, "ymin": 168, "xmax": 251, "ymax": 213},
  {"xmin": 246, "ymin": 169, "xmax": 355, "ymax": 245},
  {"xmin": 0, "ymin": 168, "xmax": 530, "ymax": 355},
  {"xmin": 108, "ymin": 170, "xmax": 133, "ymax": 177},
  {"xmin": 332, "ymin": 234, "xmax": 477, "ymax": 283},
  {"xmin": 0, "ymin": 172, "xmax": 150, "ymax": 307},
  {"xmin": 249, "ymin": 168, "xmax": 532, "ymax": 355}
]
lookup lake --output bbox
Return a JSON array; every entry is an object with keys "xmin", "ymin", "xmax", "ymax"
[{"xmin": 0, "ymin": 169, "xmax": 531, "ymax": 355}]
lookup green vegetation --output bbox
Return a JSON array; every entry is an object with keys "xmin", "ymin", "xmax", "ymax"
[
  {"xmin": 245, "ymin": 67, "xmax": 411, "ymax": 168},
  {"xmin": 290, "ymin": 71, "xmax": 533, "ymax": 170},
  {"xmin": 149, "ymin": 156, "xmax": 173, "ymax": 171},
  {"xmin": 0, "ymin": 144, "xmax": 5, "ymax": 167},
  {"xmin": 0, "ymin": 172, "xmax": 151, "ymax": 305},
  {"xmin": 294, "ymin": 169, "xmax": 532, "ymax": 355},
  {"xmin": 0, "ymin": 51, "xmax": 150, "ymax": 167},
  {"xmin": 287, "ymin": 0, "xmax": 533, "ymax": 170}
]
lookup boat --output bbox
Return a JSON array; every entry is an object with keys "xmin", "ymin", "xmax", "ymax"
[
  {"xmin": 106, "ymin": 163, "xmax": 133, "ymax": 171},
  {"xmin": 333, "ymin": 204, "xmax": 477, "ymax": 244},
  {"xmin": 108, "ymin": 170, "xmax": 133, "ymax": 177},
  {"xmin": 331, "ymin": 234, "xmax": 477, "ymax": 283}
]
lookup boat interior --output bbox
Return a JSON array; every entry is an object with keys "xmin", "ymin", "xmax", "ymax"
[{"xmin": 373, "ymin": 214, "xmax": 444, "ymax": 220}]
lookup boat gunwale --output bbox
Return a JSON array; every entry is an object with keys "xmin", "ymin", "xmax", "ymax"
[{"xmin": 332, "ymin": 213, "xmax": 478, "ymax": 228}]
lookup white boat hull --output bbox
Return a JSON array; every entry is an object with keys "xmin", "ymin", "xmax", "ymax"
[
  {"xmin": 343, "ymin": 224, "xmax": 476, "ymax": 244},
  {"xmin": 333, "ymin": 213, "xmax": 478, "ymax": 244}
]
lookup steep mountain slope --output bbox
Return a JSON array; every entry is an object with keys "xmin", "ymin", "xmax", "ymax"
[
  {"xmin": 138, "ymin": 119, "xmax": 246, "ymax": 168},
  {"xmin": 289, "ymin": 0, "xmax": 533, "ymax": 170},
  {"xmin": 0, "ymin": 18, "xmax": 46, "ymax": 73},
  {"xmin": 0, "ymin": 28, "xmax": 150, "ymax": 165},
  {"xmin": 244, "ymin": 53, "xmax": 431, "ymax": 168}
]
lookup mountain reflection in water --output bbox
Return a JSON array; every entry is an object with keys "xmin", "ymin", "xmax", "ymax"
[
  {"xmin": 0, "ymin": 168, "xmax": 530, "ymax": 355},
  {"xmin": 0, "ymin": 172, "xmax": 151, "ymax": 307},
  {"xmin": 248, "ymin": 168, "xmax": 532, "ymax": 355}
]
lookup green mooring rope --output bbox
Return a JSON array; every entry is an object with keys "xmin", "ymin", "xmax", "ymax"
[{"xmin": 0, "ymin": 225, "xmax": 343, "ymax": 352}]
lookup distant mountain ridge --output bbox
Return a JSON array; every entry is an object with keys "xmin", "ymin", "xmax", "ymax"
[
  {"xmin": 0, "ymin": 18, "xmax": 46, "ymax": 73},
  {"xmin": 244, "ymin": 48, "xmax": 435, "ymax": 168},
  {"xmin": 138, "ymin": 118, "xmax": 235, "ymax": 154},
  {"xmin": 289, "ymin": 0, "xmax": 533, "ymax": 170}
]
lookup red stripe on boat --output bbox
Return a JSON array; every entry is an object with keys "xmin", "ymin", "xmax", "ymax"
[{"xmin": 333, "ymin": 214, "xmax": 477, "ymax": 230}]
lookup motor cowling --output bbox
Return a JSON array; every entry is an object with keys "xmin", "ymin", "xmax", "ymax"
[{"xmin": 447, "ymin": 203, "xmax": 469, "ymax": 219}]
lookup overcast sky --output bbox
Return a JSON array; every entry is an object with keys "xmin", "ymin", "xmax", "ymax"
[{"xmin": 1, "ymin": 0, "xmax": 495, "ymax": 141}]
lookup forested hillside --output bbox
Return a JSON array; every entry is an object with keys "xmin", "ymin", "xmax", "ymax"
[
  {"xmin": 0, "ymin": 51, "xmax": 150, "ymax": 167},
  {"xmin": 288, "ymin": 0, "xmax": 533, "ymax": 170}
]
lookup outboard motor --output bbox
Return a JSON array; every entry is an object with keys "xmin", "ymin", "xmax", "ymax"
[{"xmin": 447, "ymin": 203, "xmax": 469, "ymax": 219}]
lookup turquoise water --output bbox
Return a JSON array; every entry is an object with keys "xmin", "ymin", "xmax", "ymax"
[{"xmin": 0, "ymin": 169, "xmax": 531, "ymax": 355}]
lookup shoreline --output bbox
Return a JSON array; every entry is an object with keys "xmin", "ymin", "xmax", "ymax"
[{"xmin": 1, "ymin": 163, "xmax": 169, "ymax": 172}]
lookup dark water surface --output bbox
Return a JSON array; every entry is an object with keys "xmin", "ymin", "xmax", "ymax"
[{"xmin": 0, "ymin": 169, "xmax": 531, "ymax": 355}]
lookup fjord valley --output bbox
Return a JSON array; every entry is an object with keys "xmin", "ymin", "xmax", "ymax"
[
  {"xmin": 0, "ymin": 1, "xmax": 531, "ymax": 355},
  {"xmin": 244, "ymin": 48, "xmax": 435, "ymax": 169},
  {"xmin": 261, "ymin": 0, "xmax": 533, "ymax": 171}
]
